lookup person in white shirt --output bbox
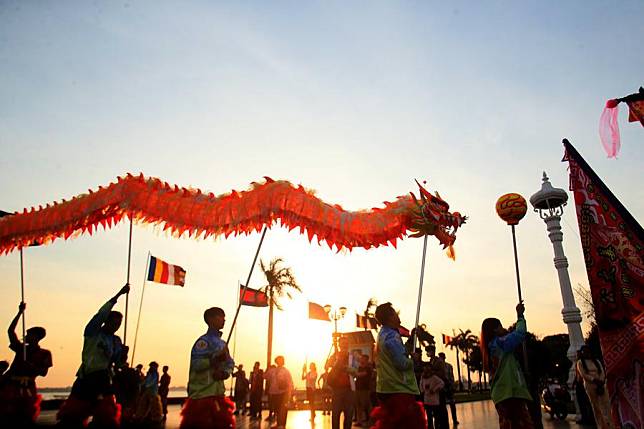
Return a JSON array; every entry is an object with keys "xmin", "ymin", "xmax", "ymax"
[
  {"xmin": 419, "ymin": 363, "xmax": 445, "ymax": 429},
  {"xmin": 302, "ymin": 362, "xmax": 318, "ymax": 423},
  {"xmin": 269, "ymin": 356, "xmax": 293, "ymax": 429}
]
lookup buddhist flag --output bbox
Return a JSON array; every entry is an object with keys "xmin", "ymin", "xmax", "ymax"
[
  {"xmin": 239, "ymin": 285, "xmax": 269, "ymax": 307},
  {"xmin": 356, "ymin": 314, "xmax": 378, "ymax": 329},
  {"xmin": 147, "ymin": 256, "xmax": 186, "ymax": 286},
  {"xmin": 308, "ymin": 302, "xmax": 330, "ymax": 321},
  {"xmin": 564, "ymin": 139, "xmax": 644, "ymax": 428},
  {"xmin": 442, "ymin": 334, "xmax": 453, "ymax": 345}
]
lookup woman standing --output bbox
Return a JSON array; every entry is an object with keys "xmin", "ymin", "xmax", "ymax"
[
  {"xmin": 302, "ymin": 362, "xmax": 318, "ymax": 423},
  {"xmin": 481, "ymin": 302, "xmax": 533, "ymax": 429},
  {"xmin": 576, "ymin": 346, "xmax": 614, "ymax": 429}
]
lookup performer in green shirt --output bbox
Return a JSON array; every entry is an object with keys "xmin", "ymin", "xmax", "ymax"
[
  {"xmin": 481, "ymin": 302, "xmax": 533, "ymax": 429},
  {"xmin": 370, "ymin": 302, "xmax": 426, "ymax": 429},
  {"xmin": 180, "ymin": 307, "xmax": 235, "ymax": 429}
]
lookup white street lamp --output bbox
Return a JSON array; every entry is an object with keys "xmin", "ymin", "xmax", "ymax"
[{"xmin": 529, "ymin": 172, "xmax": 585, "ymax": 388}]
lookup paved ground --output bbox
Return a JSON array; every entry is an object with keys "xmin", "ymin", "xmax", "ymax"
[{"xmin": 38, "ymin": 400, "xmax": 595, "ymax": 428}]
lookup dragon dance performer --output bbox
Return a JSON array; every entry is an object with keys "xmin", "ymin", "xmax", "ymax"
[
  {"xmin": 371, "ymin": 303, "xmax": 426, "ymax": 429},
  {"xmin": 57, "ymin": 285, "xmax": 130, "ymax": 428},
  {"xmin": 180, "ymin": 307, "xmax": 235, "ymax": 429},
  {"xmin": 0, "ymin": 302, "xmax": 52, "ymax": 426}
]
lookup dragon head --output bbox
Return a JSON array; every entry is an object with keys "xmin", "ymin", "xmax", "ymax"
[{"xmin": 409, "ymin": 180, "xmax": 467, "ymax": 258}]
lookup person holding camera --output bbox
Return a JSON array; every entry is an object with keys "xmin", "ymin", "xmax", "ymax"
[
  {"xmin": 57, "ymin": 284, "xmax": 130, "ymax": 428},
  {"xmin": 576, "ymin": 345, "xmax": 614, "ymax": 429},
  {"xmin": 179, "ymin": 307, "xmax": 235, "ymax": 429}
]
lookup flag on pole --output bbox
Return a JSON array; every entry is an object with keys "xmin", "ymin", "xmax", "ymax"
[
  {"xmin": 239, "ymin": 285, "xmax": 269, "ymax": 307},
  {"xmin": 442, "ymin": 334, "xmax": 453, "ymax": 345},
  {"xmin": 308, "ymin": 302, "xmax": 330, "ymax": 321},
  {"xmin": 356, "ymin": 314, "xmax": 378, "ymax": 329},
  {"xmin": 564, "ymin": 139, "xmax": 643, "ymax": 428},
  {"xmin": 147, "ymin": 256, "xmax": 186, "ymax": 286}
]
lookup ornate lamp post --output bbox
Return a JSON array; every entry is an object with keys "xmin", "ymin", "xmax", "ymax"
[
  {"xmin": 529, "ymin": 172, "xmax": 585, "ymax": 387},
  {"xmin": 324, "ymin": 305, "xmax": 347, "ymax": 352}
]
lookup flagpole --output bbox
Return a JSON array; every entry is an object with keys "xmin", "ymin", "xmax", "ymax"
[
  {"xmin": 19, "ymin": 248, "xmax": 26, "ymax": 361},
  {"xmin": 131, "ymin": 251, "xmax": 151, "ymax": 366},
  {"xmin": 226, "ymin": 226, "xmax": 268, "ymax": 344},
  {"xmin": 124, "ymin": 216, "xmax": 133, "ymax": 346},
  {"xmin": 412, "ymin": 234, "xmax": 429, "ymax": 351}
]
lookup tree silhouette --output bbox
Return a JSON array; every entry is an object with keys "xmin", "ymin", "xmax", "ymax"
[
  {"xmin": 260, "ymin": 257, "xmax": 301, "ymax": 367},
  {"xmin": 452, "ymin": 329, "xmax": 478, "ymax": 391}
]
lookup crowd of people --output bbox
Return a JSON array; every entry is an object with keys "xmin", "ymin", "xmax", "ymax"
[{"xmin": 0, "ymin": 284, "xmax": 614, "ymax": 429}]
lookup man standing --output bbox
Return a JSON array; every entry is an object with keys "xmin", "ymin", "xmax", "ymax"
[
  {"xmin": 354, "ymin": 354, "xmax": 373, "ymax": 427},
  {"xmin": 232, "ymin": 364, "xmax": 249, "ymax": 416},
  {"xmin": 371, "ymin": 302, "xmax": 426, "ymax": 429},
  {"xmin": 158, "ymin": 365, "xmax": 171, "ymax": 420},
  {"xmin": 325, "ymin": 336, "xmax": 357, "ymax": 429},
  {"xmin": 271, "ymin": 356, "xmax": 293, "ymax": 429},
  {"xmin": 438, "ymin": 352, "xmax": 459, "ymax": 426},
  {"xmin": 57, "ymin": 284, "xmax": 130, "ymax": 428},
  {"xmin": 0, "ymin": 302, "xmax": 52, "ymax": 426},
  {"xmin": 248, "ymin": 362, "xmax": 264, "ymax": 420},
  {"xmin": 180, "ymin": 307, "xmax": 235, "ymax": 429}
]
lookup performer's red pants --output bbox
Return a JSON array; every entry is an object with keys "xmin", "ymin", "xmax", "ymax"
[
  {"xmin": 180, "ymin": 395, "xmax": 236, "ymax": 429},
  {"xmin": 370, "ymin": 393, "xmax": 426, "ymax": 429}
]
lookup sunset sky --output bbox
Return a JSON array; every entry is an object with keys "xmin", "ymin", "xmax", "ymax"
[{"xmin": 1, "ymin": 1, "xmax": 642, "ymax": 389}]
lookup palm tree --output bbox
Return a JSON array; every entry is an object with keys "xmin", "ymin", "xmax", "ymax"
[
  {"xmin": 464, "ymin": 337, "xmax": 484, "ymax": 390},
  {"xmin": 451, "ymin": 329, "xmax": 478, "ymax": 391},
  {"xmin": 461, "ymin": 331, "xmax": 479, "ymax": 391},
  {"xmin": 260, "ymin": 257, "xmax": 301, "ymax": 368},
  {"xmin": 447, "ymin": 334, "xmax": 463, "ymax": 391}
]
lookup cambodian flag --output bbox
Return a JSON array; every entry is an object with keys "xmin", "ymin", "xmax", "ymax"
[{"xmin": 147, "ymin": 255, "xmax": 186, "ymax": 286}]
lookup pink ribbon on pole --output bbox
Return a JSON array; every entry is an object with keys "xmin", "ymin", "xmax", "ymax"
[{"xmin": 599, "ymin": 99, "xmax": 621, "ymax": 158}]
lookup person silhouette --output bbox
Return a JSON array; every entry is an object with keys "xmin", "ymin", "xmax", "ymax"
[
  {"xmin": 57, "ymin": 284, "xmax": 130, "ymax": 428},
  {"xmin": 0, "ymin": 302, "xmax": 52, "ymax": 426},
  {"xmin": 180, "ymin": 307, "xmax": 235, "ymax": 429}
]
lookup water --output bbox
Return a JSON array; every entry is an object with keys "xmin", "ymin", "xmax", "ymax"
[{"xmin": 40, "ymin": 387, "xmax": 187, "ymax": 401}]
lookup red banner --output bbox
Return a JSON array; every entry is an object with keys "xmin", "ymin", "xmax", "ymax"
[
  {"xmin": 308, "ymin": 302, "xmax": 330, "ymax": 321},
  {"xmin": 239, "ymin": 285, "xmax": 269, "ymax": 307},
  {"xmin": 563, "ymin": 140, "xmax": 643, "ymax": 428}
]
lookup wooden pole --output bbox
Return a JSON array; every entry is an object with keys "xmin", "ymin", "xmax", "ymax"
[
  {"xmin": 226, "ymin": 227, "xmax": 268, "ymax": 344},
  {"xmin": 412, "ymin": 234, "xmax": 429, "ymax": 351},
  {"xmin": 19, "ymin": 248, "xmax": 26, "ymax": 361},
  {"xmin": 124, "ymin": 217, "xmax": 133, "ymax": 345},
  {"xmin": 510, "ymin": 225, "xmax": 530, "ymax": 380}
]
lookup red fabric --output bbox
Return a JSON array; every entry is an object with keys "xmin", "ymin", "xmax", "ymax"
[
  {"xmin": 239, "ymin": 285, "xmax": 268, "ymax": 307},
  {"xmin": 370, "ymin": 393, "xmax": 426, "ymax": 429},
  {"xmin": 0, "ymin": 175, "xmax": 465, "ymax": 256},
  {"xmin": 0, "ymin": 380, "xmax": 42, "ymax": 424},
  {"xmin": 180, "ymin": 396, "xmax": 235, "ymax": 429},
  {"xmin": 495, "ymin": 398, "xmax": 534, "ymax": 429},
  {"xmin": 564, "ymin": 141, "xmax": 644, "ymax": 429},
  {"xmin": 308, "ymin": 302, "xmax": 330, "ymax": 321},
  {"xmin": 57, "ymin": 395, "xmax": 121, "ymax": 428},
  {"xmin": 627, "ymin": 100, "xmax": 644, "ymax": 125}
]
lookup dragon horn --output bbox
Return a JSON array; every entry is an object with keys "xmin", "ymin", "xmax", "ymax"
[{"xmin": 414, "ymin": 179, "xmax": 432, "ymax": 203}]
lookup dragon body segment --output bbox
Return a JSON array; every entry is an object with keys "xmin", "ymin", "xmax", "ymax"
[{"xmin": 0, "ymin": 174, "xmax": 465, "ymax": 256}]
